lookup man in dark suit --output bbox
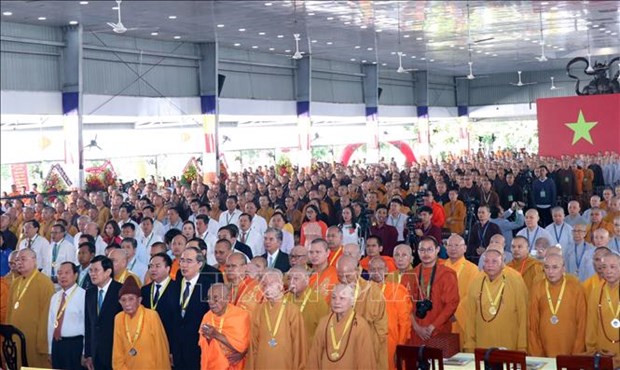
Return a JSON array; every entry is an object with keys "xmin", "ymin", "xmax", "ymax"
[
  {"xmin": 261, "ymin": 227, "xmax": 290, "ymax": 273},
  {"xmin": 140, "ymin": 252, "xmax": 177, "ymax": 356},
  {"xmin": 171, "ymin": 246, "xmax": 220, "ymax": 369},
  {"xmin": 218, "ymin": 224, "xmax": 253, "ymax": 260},
  {"xmin": 77, "ymin": 242, "xmax": 95, "ymax": 290},
  {"xmin": 178, "ymin": 238, "xmax": 224, "ymax": 280},
  {"xmin": 84, "ymin": 255, "xmax": 122, "ymax": 370}
]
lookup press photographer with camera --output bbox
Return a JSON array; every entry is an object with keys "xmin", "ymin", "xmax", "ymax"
[{"xmin": 409, "ymin": 236, "xmax": 459, "ymax": 346}]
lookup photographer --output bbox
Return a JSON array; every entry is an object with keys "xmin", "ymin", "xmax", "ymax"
[
  {"xmin": 409, "ymin": 236, "xmax": 459, "ymax": 345},
  {"xmin": 414, "ymin": 206, "xmax": 443, "ymax": 248},
  {"xmin": 490, "ymin": 202, "xmax": 525, "ymax": 253}
]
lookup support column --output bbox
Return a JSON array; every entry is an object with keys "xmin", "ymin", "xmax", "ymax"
[
  {"xmin": 198, "ymin": 42, "xmax": 219, "ymax": 185},
  {"xmin": 296, "ymin": 57, "xmax": 311, "ymax": 171},
  {"xmin": 362, "ymin": 63, "xmax": 379, "ymax": 163},
  {"xmin": 414, "ymin": 71, "xmax": 431, "ymax": 161},
  {"xmin": 61, "ymin": 25, "xmax": 83, "ymax": 189}
]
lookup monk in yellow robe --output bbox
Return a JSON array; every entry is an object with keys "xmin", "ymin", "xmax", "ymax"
[
  {"xmin": 507, "ymin": 235, "xmax": 544, "ymax": 291},
  {"xmin": 583, "ymin": 247, "xmax": 612, "ymax": 299},
  {"xmin": 585, "ymin": 253, "xmax": 620, "ymax": 368},
  {"xmin": 226, "ymin": 253, "xmax": 263, "ymax": 318},
  {"xmin": 337, "ymin": 255, "xmax": 388, "ymax": 370},
  {"xmin": 307, "ymin": 239, "xmax": 339, "ymax": 303},
  {"xmin": 464, "ymin": 249, "xmax": 529, "ymax": 352},
  {"xmin": 250, "ymin": 268, "xmax": 307, "ymax": 369},
  {"xmin": 444, "ymin": 234, "xmax": 481, "ymax": 350},
  {"xmin": 528, "ymin": 253, "xmax": 587, "ymax": 357},
  {"xmin": 109, "ymin": 248, "xmax": 142, "ymax": 287},
  {"xmin": 112, "ymin": 277, "xmax": 170, "ymax": 370},
  {"xmin": 0, "ymin": 278, "xmax": 8, "ymax": 324},
  {"xmin": 368, "ymin": 257, "xmax": 412, "ymax": 370},
  {"xmin": 286, "ymin": 265, "xmax": 330, "ymax": 349},
  {"xmin": 7, "ymin": 249, "xmax": 54, "ymax": 368},
  {"xmin": 1, "ymin": 250, "xmax": 20, "ymax": 288},
  {"xmin": 307, "ymin": 284, "xmax": 376, "ymax": 369},
  {"xmin": 199, "ymin": 283, "xmax": 251, "ymax": 370}
]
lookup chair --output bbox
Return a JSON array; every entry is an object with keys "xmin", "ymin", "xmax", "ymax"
[
  {"xmin": 0, "ymin": 324, "xmax": 28, "ymax": 370},
  {"xmin": 556, "ymin": 354, "xmax": 614, "ymax": 370},
  {"xmin": 474, "ymin": 348, "xmax": 526, "ymax": 370},
  {"xmin": 396, "ymin": 345, "xmax": 444, "ymax": 370}
]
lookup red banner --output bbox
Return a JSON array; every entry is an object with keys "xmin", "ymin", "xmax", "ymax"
[
  {"xmin": 537, "ymin": 94, "xmax": 620, "ymax": 157},
  {"xmin": 10, "ymin": 164, "xmax": 29, "ymax": 192}
]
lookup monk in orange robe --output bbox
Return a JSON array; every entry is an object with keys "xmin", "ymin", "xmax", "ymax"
[
  {"xmin": 226, "ymin": 253, "xmax": 263, "ymax": 318},
  {"xmin": 0, "ymin": 278, "xmax": 8, "ymax": 323},
  {"xmin": 585, "ymin": 253, "xmax": 620, "ymax": 368},
  {"xmin": 528, "ymin": 253, "xmax": 587, "ymax": 357},
  {"xmin": 199, "ymin": 283, "xmax": 251, "ymax": 370},
  {"xmin": 507, "ymin": 235, "xmax": 544, "ymax": 291},
  {"xmin": 583, "ymin": 247, "xmax": 612, "ymax": 299},
  {"xmin": 360, "ymin": 235, "xmax": 397, "ymax": 272},
  {"xmin": 307, "ymin": 239, "xmax": 339, "ymax": 303},
  {"xmin": 326, "ymin": 226, "xmax": 344, "ymax": 267},
  {"xmin": 386, "ymin": 244, "xmax": 416, "ymax": 292},
  {"xmin": 307, "ymin": 284, "xmax": 376, "ymax": 369},
  {"xmin": 444, "ymin": 234, "xmax": 481, "ymax": 350},
  {"xmin": 405, "ymin": 237, "xmax": 459, "ymax": 347},
  {"xmin": 250, "ymin": 269, "xmax": 307, "ymax": 369},
  {"xmin": 369, "ymin": 257, "xmax": 412, "ymax": 370},
  {"xmin": 168, "ymin": 234, "xmax": 187, "ymax": 280}
]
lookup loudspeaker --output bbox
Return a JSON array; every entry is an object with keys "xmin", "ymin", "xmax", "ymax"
[
  {"xmin": 218, "ymin": 74, "xmax": 226, "ymax": 96},
  {"xmin": 378, "ymin": 87, "xmax": 383, "ymax": 99}
]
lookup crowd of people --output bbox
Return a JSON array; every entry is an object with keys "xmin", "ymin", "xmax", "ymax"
[{"xmin": 0, "ymin": 151, "xmax": 619, "ymax": 370}]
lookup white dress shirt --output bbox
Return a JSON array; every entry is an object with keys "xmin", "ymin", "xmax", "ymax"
[
  {"xmin": 73, "ymin": 231, "xmax": 84, "ymax": 249},
  {"xmin": 266, "ymin": 249, "xmax": 280, "ymax": 269},
  {"xmin": 218, "ymin": 209, "xmax": 242, "ymax": 228},
  {"xmin": 239, "ymin": 227, "xmax": 265, "ymax": 257},
  {"xmin": 281, "ymin": 230, "xmax": 294, "ymax": 254},
  {"xmin": 386, "ymin": 213, "xmax": 408, "ymax": 241},
  {"xmin": 98, "ymin": 278, "xmax": 113, "ymax": 304},
  {"xmin": 138, "ymin": 233, "xmax": 163, "ymax": 265},
  {"xmin": 47, "ymin": 284, "xmax": 86, "ymax": 353},
  {"xmin": 128, "ymin": 257, "xmax": 148, "ymax": 284},
  {"xmin": 94, "ymin": 236, "xmax": 107, "ymax": 256},
  {"xmin": 19, "ymin": 234, "xmax": 50, "ymax": 271},
  {"xmin": 43, "ymin": 239, "xmax": 77, "ymax": 277},
  {"xmin": 251, "ymin": 215, "xmax": 268, "ymax": 235}
]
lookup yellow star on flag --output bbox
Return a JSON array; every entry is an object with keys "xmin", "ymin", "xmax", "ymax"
[{"xmin": 565, "ymin": 110, "xmax": 598, "ymax": 145}]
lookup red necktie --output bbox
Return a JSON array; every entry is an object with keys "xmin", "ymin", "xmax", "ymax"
[{"xmin": 53, "ymin": 292, "xmax": 66, "ymax": 341}]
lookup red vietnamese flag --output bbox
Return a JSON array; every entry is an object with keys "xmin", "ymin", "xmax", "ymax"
[{"xmin": 537, "ymin": 94, "xmax": 620, "ymax": 157}]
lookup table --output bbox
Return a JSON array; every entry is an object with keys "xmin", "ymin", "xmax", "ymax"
[{"xmin": 442, "ymin": 353, "xmax": 557, "ymax": 370}]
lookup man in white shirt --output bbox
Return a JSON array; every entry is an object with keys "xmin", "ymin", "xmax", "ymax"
[
  {"xmin": 142, "ymin": 205, "xmax": 165, "ymax": 238},
  {"xmin": 238, "ymin": 213, "xmax": 264, "ymax": 258},
  {"xmin": 47, "ymin": 262, "xmax": 85, "ymax": 370},
  {"xmin": 516, "ymin": 209, "xmax": 554, "ymax": 256},
  {"xmin": 84, "ymin": 222, "xmax": 107, "ymax": 256},
  {"xmin": 218, "ymin": 195, "xmax": 242, "ymax": 228},
  {"xmin": 118, "ymin": 204, "xmax": 144, "ymax": 240},
  {"xmin": 195, "ymin": 214, "xmax": 217, "ymax": 265},
  {"xmin": 18, "ymin": 220, "xmax": 50, "ymax": 270},
  {"xmin": 73, "ymin": 216, "xmax": 92, "ymax": 250},
  {"xmin": 544, "ymin": 206, "xmax": 573, "ymax": 249},
  {"xmin": 244, "ymin": 201, "xmax": 267, "ymax": 235},
  {"xmin": 45, "ymin": 224, "xmax": 77, "ymax": 279},
  {"xmin": 139, "ymin": 217, "xmax": 163, "ymax": 264},
  {"xmin": 386, "ymin": 198, "xmax": 407, "ymax": 242},
  {"xmin": 121, "ymin": 237, "xmax": 148, "ymax": 284},
  {"xmin": 165, "ymin": 207, "xmax": 184, "ymax": 233}
]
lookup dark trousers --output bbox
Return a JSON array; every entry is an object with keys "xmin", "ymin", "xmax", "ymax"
[{"xmin": 51, "ymin": 335, "xmax": 85, "ymax": 370}]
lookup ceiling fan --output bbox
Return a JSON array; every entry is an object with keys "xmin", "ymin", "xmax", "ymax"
[
  {"xmin": 83, "ymin": 135, "xmax": 103, "ymax": 151},
  {"xmin": 291, "ymin": 34, "xmax": 303, "ymax": 59},
  {"xmin": 549, "ymin": 77, "xmax": 563, "ymax": 90},
  {"xmin": 585, "ymin": 29, "xmax": 594, "ymax": 73},
  {"xmin": 396, "ymin": 52, "xmax": 416, "ymax": 73},
  {"xmin": 535, "ymin": 10, "xmax": 548, "ymax": 62},
  {"xmin": 456, "ymin": 48, "xmax": 489, "ymax": 80},
  {"xmin": 107, "ymin": 0, "xmax": 127, "ymax": 33},
  {"xmin": 509, "ymin": 71, "xmax": 537, "ymax": 87},
  {"xmin": 465, "ymin": 2, "xmax": 495, "ymax": 47}
]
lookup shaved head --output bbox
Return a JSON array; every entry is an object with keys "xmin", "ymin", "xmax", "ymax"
[{"xmin": 336, "ymin": 255, "xmax": 359, "ymax": 284}]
